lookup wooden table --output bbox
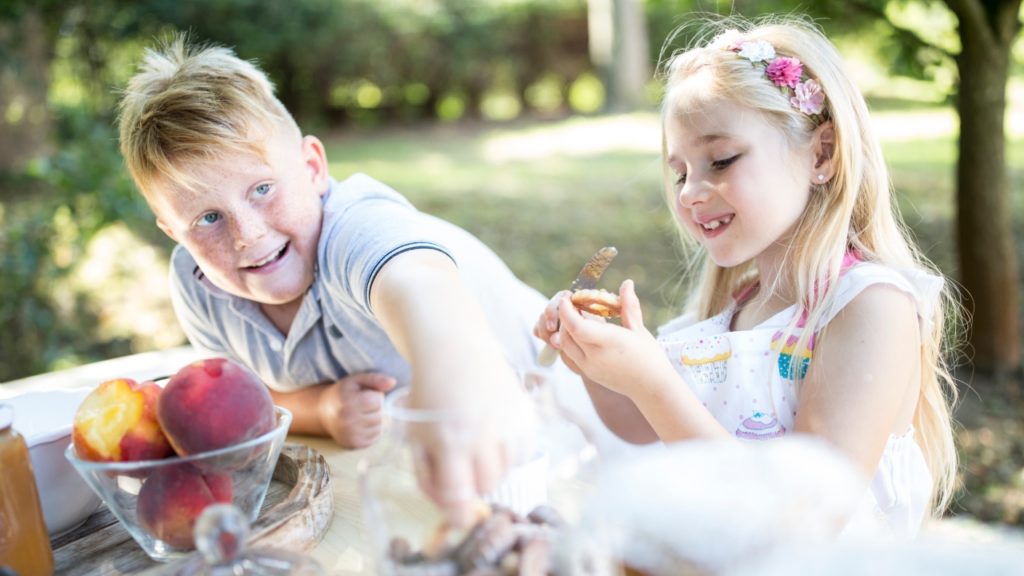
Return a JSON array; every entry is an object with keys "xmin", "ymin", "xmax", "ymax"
[
  {"xmin": 0, "ymin": 347, "xmax": 381, "ymax": 575},
  {"xmin": 287, "ymin": 435, "xmax": 376, "ymax": 575}
]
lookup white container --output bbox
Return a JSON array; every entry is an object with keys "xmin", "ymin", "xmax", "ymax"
[{"xmin": 7, "ymin": 388, "xmax": 102, "ymax": 536}]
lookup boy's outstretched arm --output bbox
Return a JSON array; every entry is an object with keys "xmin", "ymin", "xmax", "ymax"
[{"xmin": 369, "ymin": 249, "xmax": 527, "ymax": 528}]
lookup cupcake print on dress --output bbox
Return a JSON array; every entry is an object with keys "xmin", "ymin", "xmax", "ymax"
[
  {"xmin": 770, "ymin": 330, "xmax": 813, "ymax": 380},
  {"xmin": 735, "ymin": 411, "xmax": 786, "ymax": 440},
  {"xmin": 679, "ymin": 335, "xmax": 731, "ymax": 385}
]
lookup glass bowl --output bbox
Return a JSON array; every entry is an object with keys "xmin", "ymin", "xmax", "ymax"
[
  {"xmin": 65, "ymin": 406, "xmax": 291, "ymax": 562},
  {"xmin": 359, "ymin": 373, "xmax": 612, "ymax": 575}
]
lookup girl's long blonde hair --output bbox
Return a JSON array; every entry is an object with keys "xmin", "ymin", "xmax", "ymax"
[{"xmin": 659, "ymin": 15, "xmax": 959, "ymax": 515}]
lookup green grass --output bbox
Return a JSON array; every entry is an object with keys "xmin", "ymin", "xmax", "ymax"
[
  {"xmin": 325, "ymin": 115, "xmax": 687, "ymax": 329},
  {"xmin": 324, "ymin": 107, "xmax": 1024, "ymax": 332}
]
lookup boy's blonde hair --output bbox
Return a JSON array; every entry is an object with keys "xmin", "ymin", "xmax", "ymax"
[
  {"xmin": 660, "ymin": 15, "xmax": 959, "ymax": 515},
  {"xmin": 118, "ymin": 34, "xmax": 300, "ymax": 200}
]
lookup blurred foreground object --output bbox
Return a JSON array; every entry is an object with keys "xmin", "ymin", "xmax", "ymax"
[
  {"xmin": 177, "ymin": 503, "xmax": 326, "ymax": 575},
  {"xmin": 359, "ymin": 370, "xmax": 613, "ymax": 575},
  {"xmin": 581, "ymin": 436, "xmax": 866, "ymax": 574}
]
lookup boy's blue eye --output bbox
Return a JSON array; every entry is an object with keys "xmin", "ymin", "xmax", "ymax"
[
  {"xmin": 712, "ymin": 154, "xmax": 741, "ymax": 170},
  {"xmin": 198, "ymin": 212, "xmax": 220, "ymax": 227},
  {"xmin": 254, "ymin": 183, "xmax": 271, "ymax": 196}
]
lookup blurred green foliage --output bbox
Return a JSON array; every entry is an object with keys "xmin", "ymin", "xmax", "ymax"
[
  {"xmin": 0, "ymin": 0, "xmax": 599, "ymax": 382},
  {"xmin": 0, "ymin": 0, "xmax": 1018, "ymax": 384},
  {"xmin": 0, "ymin": 109, "xmax": 151, "ymax": 381}
]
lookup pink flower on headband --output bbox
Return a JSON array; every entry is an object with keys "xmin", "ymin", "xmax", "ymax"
[
  {"xmin": 721, "ymin": 37, "xmax": 827, "ymax": 121},
  {"xmin": 765, "ymin": 57, "xmax": 803, "ymax": 89},
  {"xmin": 791, "ymin": 80, "xmax": 825, "ymax": 115}
]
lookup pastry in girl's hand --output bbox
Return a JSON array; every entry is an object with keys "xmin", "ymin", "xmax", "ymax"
[{"xmin": 570, "ymin": 289, "xmax": 621, "ymax": 318}]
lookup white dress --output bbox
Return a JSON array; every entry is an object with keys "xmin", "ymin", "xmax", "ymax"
[{"xmin": 656, "ymin": 261, "xmax": 944, "ymax": 540}]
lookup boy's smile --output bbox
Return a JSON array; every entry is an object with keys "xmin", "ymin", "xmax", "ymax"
[
  {"xmin": 149, "ymin": 130, "xmax": 329, "ymax": 316},
  {"xmin": 665, "ymin": 93, "xmax": 815, "ymax": 271}
]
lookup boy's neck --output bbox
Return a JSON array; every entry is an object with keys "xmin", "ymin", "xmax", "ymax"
[{"xmin": 260, "ymin": 299, "xmax": 304, "ymax": 336}]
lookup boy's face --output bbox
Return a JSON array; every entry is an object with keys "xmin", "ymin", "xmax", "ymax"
[
  {"xmin": 150, "ymin": 130, "xmax": 329, "ymax": 309},
  {"xmin": 664, "ymin": 91, "xmax": 815, "ymax": 270}
]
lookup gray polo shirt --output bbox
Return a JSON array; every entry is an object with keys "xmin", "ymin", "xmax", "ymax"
[{"xmin": 168, "ymin": 173, "xmax": 545, "ymax": 392}]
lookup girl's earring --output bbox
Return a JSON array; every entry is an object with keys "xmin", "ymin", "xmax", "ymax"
[{"xmin": 817, "ymin": 174, "xmax": 826, "ymax": 182}]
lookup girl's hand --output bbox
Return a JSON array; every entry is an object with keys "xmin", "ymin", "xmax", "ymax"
[
  {"xmin": 554, "ymin": 280, "xmax": 675, "ymax": 400},
  {"xmin": 317, "ymin": 372, "xmax": 397, "ymax": 449},
  {"xmin": 533, "ymin": 290, "xmax": 583, "ymax": 373}
]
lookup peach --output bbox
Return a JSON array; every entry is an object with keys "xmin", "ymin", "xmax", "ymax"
[
  {"xmin": 136, "ymin": 463, "xmax": 233, "ymax": 549},
  {"xmin": 72, "ymin": 378, "xmax": 174, "ymax": 462},
  {"xmin": 157, "ymin": 358, "xmax": 275, "ymax": 456}
]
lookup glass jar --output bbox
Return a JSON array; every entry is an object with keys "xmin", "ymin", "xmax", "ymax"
[
  {"xmin": 358, "ymin": 370, "xmax": 612, "ymax": 575},
  {"xmin": 0, "ymin": 403, "xmax": 54, "ymax": 575}
]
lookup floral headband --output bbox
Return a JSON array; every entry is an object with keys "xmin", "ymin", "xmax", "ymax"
[{"xmin": 713, "ymin": 30, "xmax": 826, "ymax": 121}]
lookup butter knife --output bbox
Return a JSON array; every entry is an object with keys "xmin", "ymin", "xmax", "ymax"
[{"xmin": 537, "ymin": 246, "xmax": 618, "ymax": 366}]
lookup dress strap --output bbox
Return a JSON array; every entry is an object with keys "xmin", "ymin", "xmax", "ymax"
[{"xmin": 732, "ymin": 281, "xmax": 760, "ymax": 307}]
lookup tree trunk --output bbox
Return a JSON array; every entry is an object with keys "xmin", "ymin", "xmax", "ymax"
[
  {"xmin": 950, "ymin": 0, "xmax": 1022, "ymax": 379},
  {"xmin": 0, "ymin": 8, "xmax": 52, "ymax": 178},
  {"xmin": 587, "ymin": 0, "xmax": 650, "ymax": 112}
]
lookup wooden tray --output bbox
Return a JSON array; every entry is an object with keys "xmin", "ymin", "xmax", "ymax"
[{"xmin": 51, "ymin": 443, "xmax": 333, "ymax": 575}]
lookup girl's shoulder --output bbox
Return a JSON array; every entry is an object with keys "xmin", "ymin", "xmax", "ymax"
[{"xmin": 821, "ymin": 261, "xmax": 945, "ymax": 331}]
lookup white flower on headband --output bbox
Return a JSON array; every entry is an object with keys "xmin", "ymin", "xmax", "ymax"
[
  {"xmin": 736, "ymin": 40, "xmax": 775, "ymax": 63},
  {"xmin": 713, "ymin": 29, "xmax": 746, "ymax": 51}
]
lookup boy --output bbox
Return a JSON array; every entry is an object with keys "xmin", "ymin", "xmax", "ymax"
[{"xmin": 118, "ymin": 36, "xmax": 544, "ymax": 525}]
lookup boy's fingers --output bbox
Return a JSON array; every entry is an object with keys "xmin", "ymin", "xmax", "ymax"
[
  {"xmin": 355, "ymin": 372, "xmax": 398, "ymax": 392},
  {"xmin": 472, "ymin": 446, "xmax": 503, "ymax": 496},
  {"xmin": 413, "ymin": 446, "xmax": 438, "ymax": 502},
  {"xmin": 357, "ymin": 388, "xmax": 384, "ymax": 411},
  {"xmin": 431, "ymin": 452, "xmax": 478, "ymax": 529}
]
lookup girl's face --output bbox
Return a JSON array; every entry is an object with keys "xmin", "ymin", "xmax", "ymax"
[
  {"xmin": 665, "ymin": 94, "xmax": 816, "ymax": 270},
  {"xmin": 150, "ymin": 131, "xmax": 329, "ymax": 309}
]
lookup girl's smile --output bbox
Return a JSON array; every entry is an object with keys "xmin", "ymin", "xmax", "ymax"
[{"xmin": 695, "ymin": 212, "xmax": 735, "ymax": 237}]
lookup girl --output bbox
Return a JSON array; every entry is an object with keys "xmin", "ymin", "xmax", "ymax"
[{"xmin": 536, "ymin": 16, "xmax": 959, "ymax": 539}]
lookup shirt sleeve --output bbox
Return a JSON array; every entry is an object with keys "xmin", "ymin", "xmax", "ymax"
[{"xmin": 318, "ymin": 178, "xmax": 454, "ymax": 316}]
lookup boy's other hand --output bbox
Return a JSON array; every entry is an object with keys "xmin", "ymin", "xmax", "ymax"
[{"xmin": 317, "ymin": 372, "xmax": 396, "ymax": 449}]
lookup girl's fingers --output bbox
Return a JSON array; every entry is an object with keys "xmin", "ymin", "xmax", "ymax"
[
  {"xmin": 558, "ymin": 296, "xmax": 606, "ymax": 345},
  {"xmin": 545, "ymin": 290, "xmax": 571, "ymax": 331},
  {"xmin": 620, "ymin": 279, "xmax": 645, "ymax": 331}
]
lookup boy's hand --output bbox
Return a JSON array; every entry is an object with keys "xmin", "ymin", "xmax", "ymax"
[
  {"xmin": 317, "ymin": 372, "xmax": 396, "ymax": 449},
  {"xmin": 405, "ymin": 384, "xmax": 531, "ymax": 529}
]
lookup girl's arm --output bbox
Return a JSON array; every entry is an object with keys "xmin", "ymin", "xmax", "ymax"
[
  {"xmin": 580, "ymin": 376, "xmax": 659, "ymax": 444},
  {"xmin": 369, "ymin": 248, "xmax": 527, "ymax": 528},
  {"xmin": 793, "ymin": 283, "xmax": 921, "ymax": 477}
]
